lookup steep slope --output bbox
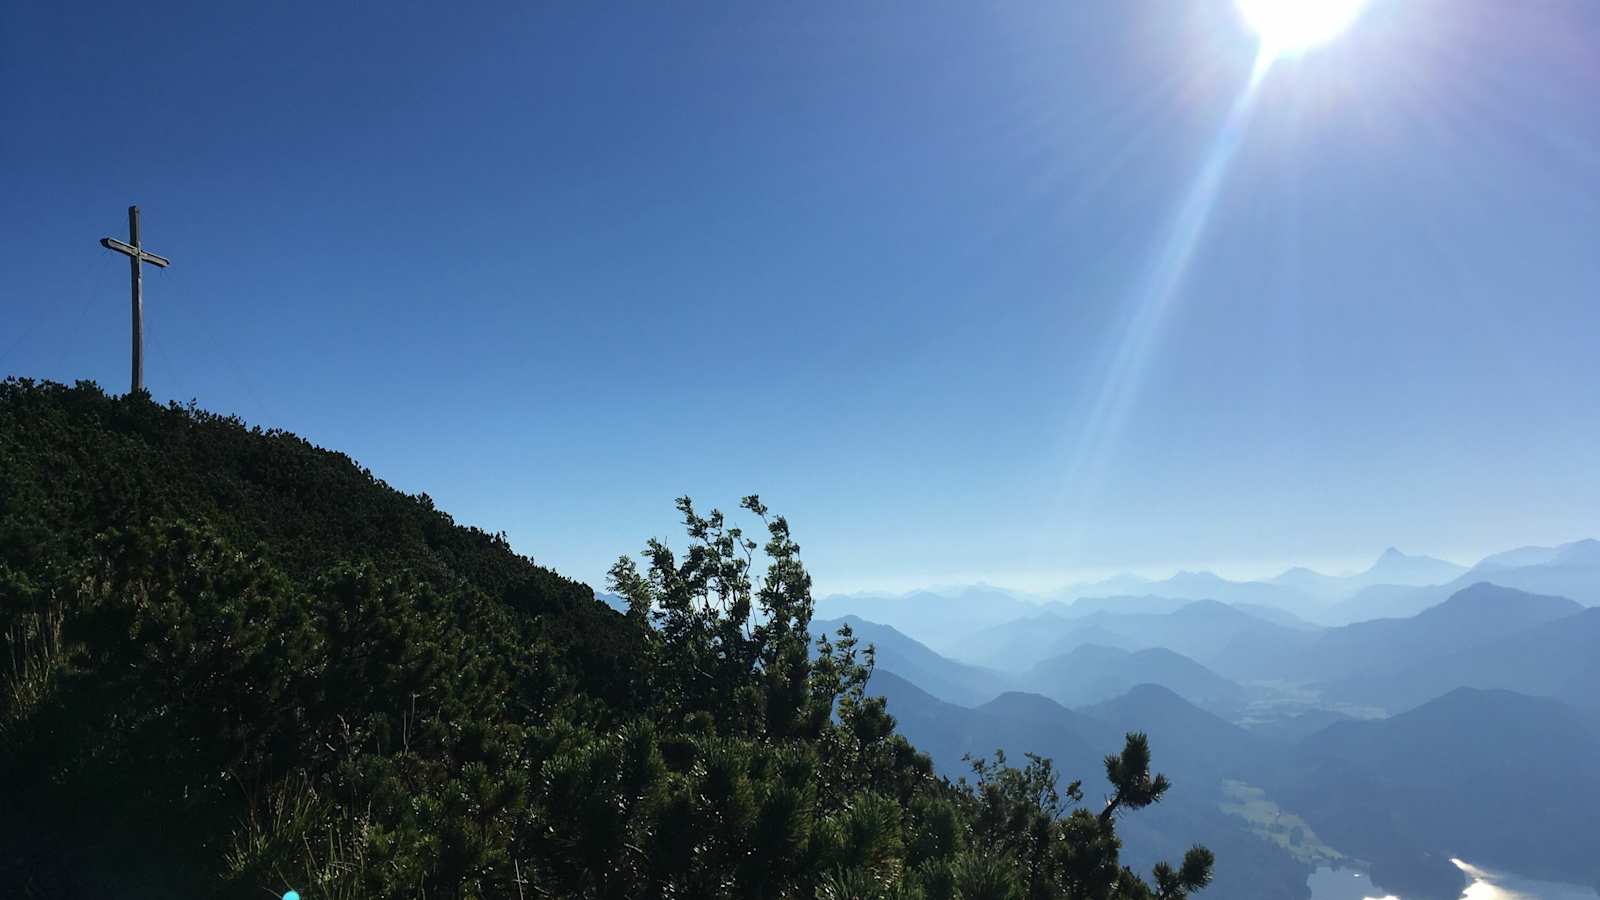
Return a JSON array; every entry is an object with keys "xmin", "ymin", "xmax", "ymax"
[
  {"xmin": 1022, "ymin": 644, "xmax": 1248, "ymax": 715},
  {"xmin": 1305, "ymin": 688, "xmax": 1599, "ymax": 777},
  {"xmin": 1292, "ymin": 583, "xmax": 1581, "ymax": 683},
  {"xmin": 0, "ymin": 380, "xmax": 636, "ymax": 696},
  {"xmin": 812, "ymin": 615, "xmax": 1014, "ymax": 706},
  {"xmin": 1284, "ymin": 689, "xmax": 1600, "ymax": 891},
  {"xmin": 1, "ymin": 381, "xmax": 650, "ymax": 896},
  {"xmin": 1324, "ymin": 606, "xmax": 1600, "ymax": 712}
]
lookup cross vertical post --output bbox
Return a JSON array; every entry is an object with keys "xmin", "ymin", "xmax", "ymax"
[
  {"xmin": 100, "ymin": 205, "xmax": 171, "ymax": 394},
  {"xmin": 129, "ymin": 206, "xmax": 143, "ymax": 393}
]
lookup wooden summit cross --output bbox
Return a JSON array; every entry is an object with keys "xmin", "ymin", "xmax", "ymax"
[{"xmin": 100, "ymin": 205, "xmax": 170, "ymax": 394}]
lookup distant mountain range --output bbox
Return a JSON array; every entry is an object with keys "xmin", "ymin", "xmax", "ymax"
[
  {"xmin": 817, "ymin": 538, "xmax": 1600, "ymax": 641},
  {"xmin": 1058, "ymin": 570, "xmax": 1322, "ymax": 617},
  {"xmin": 958, "ymin": 599, "xmax": 1312, "ymax": 682},
  {"xmin": 1283, "ymin": 582, "xmax": 1582, "ymax": 684},
  {"xmin": 1323, "ymin": 539, "xmax": 1600, "ymax": 623},
  {"xmin": 1269, "ymin": 547, "xmax": 1468, "ymax": 599},
  {"xmin": 890, "ymin": 582, "xmax": 1590, "ymax": 694},
  {"xmin": 810, "ymin": 613, "xmax": 1250, "ymax": 715},
  {"xmin": 673, "ymin": 578, "xmax": 1600, "ymax": 721},
  {"xmin": 827, "ymin": 572, "xmax": 1600, "ymax": 719},
  {"xmin": 872, "ymin": 669, "xmax": 1600, "ymax": 900},
  {"xmin": 814, "ymin": 537, "xmax": 1600, "ymax": 900},
  {"xmin": 835, "ymin": 576, "xmax": 1600, "ymax": 734},
  {"xmin": 1046, "ymin": 547, "xmax": 1470, "ymax": 618}
]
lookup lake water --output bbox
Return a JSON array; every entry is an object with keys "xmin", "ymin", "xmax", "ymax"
[{"xmin": 1308, "ymin": 860, "xmax": 1597, "ymax": 900}]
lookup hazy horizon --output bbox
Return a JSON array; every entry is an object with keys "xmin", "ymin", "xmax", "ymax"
[{"xmin": 806, "ymin": 536, "xmax": 1590, "ymax": 599}]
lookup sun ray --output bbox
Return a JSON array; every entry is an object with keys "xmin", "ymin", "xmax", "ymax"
[{"xmin": 1050, "ymin": 57, "xmax": 1275, "ymax": 559}]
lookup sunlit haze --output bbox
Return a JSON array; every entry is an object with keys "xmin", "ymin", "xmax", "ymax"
[{"xmin": 6, "ymin": 2, "xmax": 1598, "ymax": 596}]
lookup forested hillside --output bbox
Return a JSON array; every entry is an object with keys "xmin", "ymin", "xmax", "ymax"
[{"xmin": 0, "ymin": 379, "xmax": 1212, "ymax": 900}]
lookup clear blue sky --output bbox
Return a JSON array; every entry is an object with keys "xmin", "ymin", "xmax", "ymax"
[{"xmin": 4, "ymin": 1, "xmax": 1597, "ymax": 594}]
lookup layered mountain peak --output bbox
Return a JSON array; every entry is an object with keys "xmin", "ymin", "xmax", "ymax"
[
  {"xmin": 1424, "ymin": 582, "xmax": 1581, "ymax": 620},
  {"xmin": 1056, "ymin": 642, "xmax": 1132, "ymax": 664},
  {"xmin": 1111, "ymin": 681, "xmax": 1191, "ymax": 707},
  {"xmin": 1361, "ymin": 546, "xmax": 1467, "ymax": 586},
  {"xmin": 1169, "ymin": 569, "xmax": 1228, "ymax": 585},
  {"xmin": 979, "ymin": 690, "xmax": 1077, "ymax": 721},
  {"xmin": 1478, "ymin": 538, "xmax": 1600, "ymax": 571},
  {"xmin": 1173, "ymin": 598, "xmax": 1243, "ymax": 617},
  {"xmin": 1554, "ymin": 538, "xmax": 1600, "ymax": 565}
]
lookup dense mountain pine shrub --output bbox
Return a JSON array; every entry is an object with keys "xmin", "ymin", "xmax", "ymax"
[{"xmin": 0, "ymin": 379, "xmax": 1212, "ymax": 899}]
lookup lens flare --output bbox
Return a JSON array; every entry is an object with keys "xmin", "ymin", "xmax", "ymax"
[{"xmin": 1236, "ymin": 0, "xmax": 1368, "ymax": 55}]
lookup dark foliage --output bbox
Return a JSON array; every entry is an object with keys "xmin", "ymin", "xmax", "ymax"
[{"xmin": 1, "ymin": 379, "xmax": 1211, "ymax": 899}]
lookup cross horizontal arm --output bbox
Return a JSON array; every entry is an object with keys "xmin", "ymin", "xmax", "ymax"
[{"xmin": 100, "ymin": 237, "xmax": 171, "ymax": 267}]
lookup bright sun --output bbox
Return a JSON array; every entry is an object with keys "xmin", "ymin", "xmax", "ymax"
[{"xmin": 1235, "ymin": 0, "xmax": 1369, "ymax": 55}]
